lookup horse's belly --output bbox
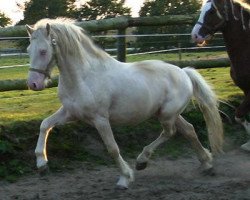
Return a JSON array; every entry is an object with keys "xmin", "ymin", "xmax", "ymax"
[
  {"xmin": 109, "ymin": 111, "xmax": 153, "ymax": 125},
  {"xmin": 109, "ymin": 97, "xmax": 161, "ymax": 125}
]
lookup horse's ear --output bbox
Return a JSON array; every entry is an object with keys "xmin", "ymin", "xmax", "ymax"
[
  {"xmin": 26, "ymin": 25, "xmax": 34, "ymax": 36},
  {"xmin": 46, "ymin": 23, "xmax": 50, "ymax": 36}
]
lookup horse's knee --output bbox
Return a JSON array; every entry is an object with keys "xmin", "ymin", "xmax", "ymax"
[{"xmin": 40, "ymin": 119, "xmax": 52, "ymax": 133}]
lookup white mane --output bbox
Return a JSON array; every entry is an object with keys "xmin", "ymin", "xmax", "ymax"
[{"xmin": 34, "ymin": 18, "xmax": 108, "ymax": 61}]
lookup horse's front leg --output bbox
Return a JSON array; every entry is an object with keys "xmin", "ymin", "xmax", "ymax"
[
  {"xmin": 235, "ymin": 115, "xmax": 250, "ymax": 151},
  {"xmin": 93, "ymin": 116, "xmax": 134, "ymax": 189},
  {"xmin": 35, "ymin": 106, "xmax": 71, "ymax": 171}
]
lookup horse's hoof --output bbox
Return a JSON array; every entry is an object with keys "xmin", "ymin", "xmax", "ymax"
[
  {"xmin": 38, "ymin": 165, "xmax": 50, "ymax": 176},
  {"xmin": 115, "ymin": 184, "xmax": 128, "ymax": 190},
  {"xmin": 201, "ymin": 167, "xmax": 216, "ymax": 176},
  {"xmin": 116, "ymin": 176, "xmax": 130, "ymax": 190},
  {"xmin": 136, "ymin": 162, "xmax": 147, "ymax": 170}
]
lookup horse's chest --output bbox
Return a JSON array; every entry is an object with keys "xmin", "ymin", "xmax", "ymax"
[{"xmin": 60, "ymin": 95, "xmax": 96, "ymax": 120}]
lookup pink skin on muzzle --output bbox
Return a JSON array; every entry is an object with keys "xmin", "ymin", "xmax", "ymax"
[
  {"xmin": 27, "ymin": 71, "xmax": 46, "ymax": 91},
  {"xmin": 191, "ymin": 24, "xmax": 211, "ymax": 46},
  {"xmin": 191, "ymin": 24, "xmax": 205, "ymax": 43}
]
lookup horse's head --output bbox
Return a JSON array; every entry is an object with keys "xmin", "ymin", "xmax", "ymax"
[
  {"xmin": 26, "ymin": 23, "xmax": 57, "ymax": 91},
  {"xmin": 191, "ymin": 0, "xmax": 225, "ymax": 46}
]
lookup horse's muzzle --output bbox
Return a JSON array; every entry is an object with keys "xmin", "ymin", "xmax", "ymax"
[{"xmin": 27, "ymin": 71, "xmax": 46, "ymax": 91}]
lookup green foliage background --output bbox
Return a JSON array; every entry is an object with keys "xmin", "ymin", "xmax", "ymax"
[
  {"xmin": 135, "ymin": 0, "xmax": 201, "ymax": 51},
  {"xmin": 0, "ymin": 12, "xmax": 12, "ymax": 27}
]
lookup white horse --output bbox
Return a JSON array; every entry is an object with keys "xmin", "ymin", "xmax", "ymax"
[{"xmin": 26, "ymin": 19, "xmax": 223, "ymax": 189}]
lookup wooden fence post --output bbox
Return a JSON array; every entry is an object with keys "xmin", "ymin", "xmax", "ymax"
[{"xmin": 117, "ymin": 28, "xmax": 126, "ymax": 62}]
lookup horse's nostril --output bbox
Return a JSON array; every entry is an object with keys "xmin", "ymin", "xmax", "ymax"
[{"xmin": 195, "ymin": 35, "xmax": 198, "ymax": 39}]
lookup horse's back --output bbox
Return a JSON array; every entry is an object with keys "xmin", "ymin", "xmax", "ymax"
[
  {"xmin": 107, "ymin": 60, "xmax": 193, "ymax": 125},
  {"xmin": 130, "ymin": 60, "xmax": 192, "ymax": 94}
]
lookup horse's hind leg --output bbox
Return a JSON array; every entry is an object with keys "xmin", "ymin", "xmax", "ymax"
[
  {"xmin": 93, "ymin": 116, "xmax": 134, "ymax": 189},
  {"xmin": 136, "ymin": 117, "xmax": 176, "ymax": 170},
  {"xmin": 176, "ymin": 116, "xmax": 213, "ymax": 174},
  {"xmin": 235, "ymin": 91, "xmax": 250, "ymax": 151},
  {"xmin": 235, "ymin": 91, "xmax": 250, "ymax": 121},
  {"xmin": 35, "ymin": 106, "xmax": 72, "ymax": 172}
]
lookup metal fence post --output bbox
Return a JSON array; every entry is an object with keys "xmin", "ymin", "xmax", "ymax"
[
  {"xmin": 117, "ymin": 29, "xmax": 126, "ymax": 62},
  {"xmin": 178, "ymin": 42, "xmax": 182, "ymax": 61}
]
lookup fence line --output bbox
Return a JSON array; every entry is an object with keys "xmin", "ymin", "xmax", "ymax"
[
  {"xmin": 0, "ymin": 33, "xmax": 226, "ymax": 69},
  {"xmin": 0, "ymin": 45, "xmax": 226, "ymax": 69},
  {"xmin": 126, "ymin": 46, "xmax": 225, "ymax": 57},
  {"xmin": 0, "ymin": 64, "xmax": 29, "ymax": 69},
  {"xmin": 0, "ymin": 37, "xmax": 29, "ymax": 40},
  {"xmin": 0, "ymin": 32, "xmax": 223, "ymax": 40}
]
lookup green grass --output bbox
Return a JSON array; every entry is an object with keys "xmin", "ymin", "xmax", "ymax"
[
  {"xmin": 0, "ymin": 56, "xmax": 60, "ymax": 80},
  {"xmin": 0, "ymin": 67, "xmax": 29, "ymax": 80},
  {"xmin": 0, "ymin": 88, "xmax": 60, "ymax": 124},
  {"xmin": 0, "ymin": 40, "xmax": 19, "ymax": 50},
  {"xmin": 198, "ymin": 67, "xmax": 243, "ymax": 100},
  {"xmin": 0, "ymin": 56, "xmax": 29, "ymax": 67},
  {"xmin": 0, "ymin": 56, "xmax": 29, "ymax": 80},
  {"xmin": 126, "ymin": 51, "xmax": 228, "ymax": 62}
]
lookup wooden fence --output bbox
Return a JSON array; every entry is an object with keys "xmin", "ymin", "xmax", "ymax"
[{"xmin": 0, "ymin": 15, "xmax": 198, "ymax": 62}]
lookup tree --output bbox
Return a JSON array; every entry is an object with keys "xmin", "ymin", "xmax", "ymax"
[
  {"xmin": 135, "ymin": 0, "xmax": 201, "ymax": 51},
  {"xmin": 70, "ymin": 0, "xmax": 131, "ymax": 52},
  {"xmin": 0, "ymin": 12, "xmax": 12, "ymax": 27},
  {"xmin": 16, "ymin": 0, "xmax": 75, "ymax": 51},
  {"xmin": 17, "ymin": 0, "xmax": 73, "ymax": 25},
  {"xmin": 73, "ymin": 0, "xmax": 131, "ymax": 21}
]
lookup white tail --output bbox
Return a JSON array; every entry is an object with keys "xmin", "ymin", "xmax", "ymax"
[{"xmin": 183, "ymin": 67, "xmax": 224, "ymax": 154}]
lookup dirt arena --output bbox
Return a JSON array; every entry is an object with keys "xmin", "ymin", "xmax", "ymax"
[{"xmin": 0, "ymin": 149, "xmax": 250, "ymax": 200}]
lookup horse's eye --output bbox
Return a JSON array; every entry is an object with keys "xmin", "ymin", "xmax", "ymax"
[{"xmin": 40, "ymin": 49, "xmax": 47, "ymax": 56}]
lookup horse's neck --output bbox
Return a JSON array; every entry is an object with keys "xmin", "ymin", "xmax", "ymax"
[
  {"xmin": 222, "ymin": 16, "xmax": 250, "ymax": 66},
  {"xmin": 56, "ymin": 49, "xmax": 119, "ymax": 88}
]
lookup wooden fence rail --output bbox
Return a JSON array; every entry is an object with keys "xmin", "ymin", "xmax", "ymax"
[{"xmin": 0, "ymin": 15, "xmax": 198, "ymax": 37}]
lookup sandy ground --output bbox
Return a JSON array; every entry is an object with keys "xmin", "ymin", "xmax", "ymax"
[{"xmin": 0, "ymin": 149, "xmax": 250, "ymax": 200}]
